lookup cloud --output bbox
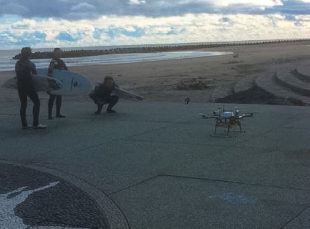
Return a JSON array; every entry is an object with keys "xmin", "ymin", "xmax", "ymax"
[
  {"xmin": 0, "ymin": 2, "xmax": 29, "ymax": 15},
  {"xmin": 1, "ymin": 13, "xmax": 309, "ymax": 49},
  {"xmin": 97, "ymin": 26, "xmax": 145, "ymax": 39},
  {"xmin": 0, "ymin": 1, "xmax": 308, "ymax": 49},
  {"xmin": 0, "ymin": 30, "xmax": 47, "ymax": 47},
  {"xmin": 0, "ymin": 0, "xmax": 308, "ymax": 19},
  {"xmin": 56, "ymin": 32, "xmax": 79, "ymax": 42},
  {"xmin": 268, "ymin": 0, "xmax": 310, "ymax": 15},
  {"xmin": 129, "ymin": 0, "xmax": 146, "ymax": 5},
  {"xmin": 206, "ymin": 0, "xmax": 283, "ymax": 7},
  {"xmin": 71, "ymin": 2, "xmax": 96, "ymax": 12}
]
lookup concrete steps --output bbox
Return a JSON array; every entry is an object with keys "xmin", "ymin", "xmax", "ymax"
[
  {"xmin": 255, "ymin": 73, "xmax": 310, "ymax": 105},
  {"xmin": 233, "ymin": 75, "xmax": 257, "ymax": 94},
  {"xmin": 211, "ymin": 85, "xmax": 233, "ymax": 102},
  {"xmin": 293, "ymin": 67, "xmax": 310, "ymax": 83},
  {"xmin": 218, "ymin": 66, "xmax": 310, "ymax": 105},
  {"xmin": 275, "ymin": 69, "xmax": 310, "ymax": 96}
]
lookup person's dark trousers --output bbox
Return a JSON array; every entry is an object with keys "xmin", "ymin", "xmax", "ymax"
[
  {"xmin": 95, "ymin": 95, "xmax": 119, "ymax": 114},
  {"xmin": 18, "ymin": 86, "xmax": 40, "ymax": 127},
  {"xmin": 106, "ymin": 95, "xmax": 119, "ymax": 111},
  {"xmin": 96, "ymin": 103, "xmax": 104, "ymax": 114},
  {"xmin": 48, "ymin": 95, "xmax": 62, "ymax": 117}
]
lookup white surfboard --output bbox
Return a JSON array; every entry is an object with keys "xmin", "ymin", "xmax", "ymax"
[
  {"xmin": 2, "ymin": 75, "xmax": 62, "ymax": 92},
  {"xmin": 113, "ymin": 88, "xmax": 144, "ymax": 101},
  {"xmin": 37, "ymin": 69, "xmax": 92, "ymax": 96}
]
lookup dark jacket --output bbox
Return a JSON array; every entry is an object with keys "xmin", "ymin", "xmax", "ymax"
[
  {"xmin": 94, "ymin": 83, "xmax": 118, "ymax": 99},
  {"xmin": 89, "ymin": 82, "xmax": 119, "ymax": 104},
  {"xmin": 48, "ymin": 58, "xmax": 68, "ymax": 75},
  {"xmin": 95, "ymin": 84, "xmax": 112, "ymax": 98},
  {"xmin": 15, "ymin": 59, "xmax": 37, "ymax": 88}
]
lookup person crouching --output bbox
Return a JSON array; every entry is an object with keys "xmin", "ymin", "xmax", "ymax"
[{"xmin": 89, "ymin": 76, "xmax": 119, "ymax": 114}]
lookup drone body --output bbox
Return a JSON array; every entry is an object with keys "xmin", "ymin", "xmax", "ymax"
[{"xmin": 200, "ymin": 107, "xmax": 253, "ymax": 136}]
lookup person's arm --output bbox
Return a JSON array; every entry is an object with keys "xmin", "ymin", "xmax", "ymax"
[
  {"xmin": 15, "ymin": 61, "xmax": 22, "ymax": 81},
  {"xmin": 48, "ymin": 60, "xmax": 55, "ymax": 76},
  {"xmin": 15, "ymin": 61, "xmax": 20, "ymax": 75},
  {"xmin": 63, "ymin": 60, "xmax": 68, "ymax": 71},
  {"xmin": 94, "ymin": 85, "xmax": 102, "ymax": 96},
  {"xmin": 31, "ymin": 62, "xmax": 37, "ymax": 75},
  {"xmin": 57, "ymin": 59, "xmax": 68, "ymax": 71}
]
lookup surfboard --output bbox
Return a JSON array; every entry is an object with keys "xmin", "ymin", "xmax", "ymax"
[
  {"xmin": 89, "ymin": 86, "xmax": 143, "ymax": 105},
  {"xmin": 113, "ymin": 88, "xmax": 144, "ymax": 101},
  {"xmin": 2, "ymin": 75, "xmax": 62, "ymax": 92},
  {"xmin": 37, "ymin": 69, "xmax": 93, "ymax": 96}
]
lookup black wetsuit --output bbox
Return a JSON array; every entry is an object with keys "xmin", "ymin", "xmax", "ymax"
[
  {"xmin": 90, "ymin": 83, "xmax": 119, "ymax": 113},
  {"xmin": 48, "ymin": 58, "xmax": 68, "ymax": 118},
  {"xmin": 15, "ymin": 59, "xmax": 40, "ymax": 127}
]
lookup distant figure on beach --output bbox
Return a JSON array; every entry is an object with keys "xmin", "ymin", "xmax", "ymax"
[
  {"xmin": 89, "ymin": 76, "xmax": 119, "ymax": 114},
  {"xmin": 15, "ymin": 47, "xmax": 46, "ymax": 129},
  {"xmin": 185, "ymin": 97, "xmax": 190, "ymax": 104},
  {"xmin": 48, "ymin": 48, "xmax": 68, "ymax": 120},
  {"xmin": 233, "ymin": 52, "xmax": 239, "ymax": 58}
]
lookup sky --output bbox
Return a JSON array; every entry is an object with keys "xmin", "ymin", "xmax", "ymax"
[{"xmin": 0, "ymin": 0, "xmax": 309, "ymax": 49}]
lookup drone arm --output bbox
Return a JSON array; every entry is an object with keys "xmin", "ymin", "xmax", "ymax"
[
  {"xmin": 200, "ymin": 113, "xmax": 219, "ymax": 119},
  {"xmin": 238, "ymin": 113, "xmax": 254, "ymax": 119}
]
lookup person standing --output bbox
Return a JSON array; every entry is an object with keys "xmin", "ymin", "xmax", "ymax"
[
  {"xmin": 48, "ymin": 48, "xmax": 68, "ymax": 120},
  {"xmin": 15, "ymin": 47, "xmax": 46, "ymax": 129}
]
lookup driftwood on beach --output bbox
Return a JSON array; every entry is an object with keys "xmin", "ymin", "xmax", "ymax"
[{"xmin": 12, "ymin": 39, "xmax": 310, "ymax": 60}]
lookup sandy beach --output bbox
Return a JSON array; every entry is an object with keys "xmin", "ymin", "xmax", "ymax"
[{"xmin": 1, "ymin": 41, "xmax": 310, "ymax": 104}]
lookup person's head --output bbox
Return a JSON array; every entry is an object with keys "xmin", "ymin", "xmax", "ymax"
[
  {"xmin": 103, "ymin": 76, "xmax": 114, "ymax": 88},
  {"xmin": 53, "ymin": 48, "xmax": 63, "ymax": 59},
  {"xmin": 20, "ymin": 47, "xmax": 32, "ymax": 59}
]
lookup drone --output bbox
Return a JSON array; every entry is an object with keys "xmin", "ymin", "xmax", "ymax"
[{"xmin": 200, "ymin": 106, "xmax": 253, "ymax": 136}]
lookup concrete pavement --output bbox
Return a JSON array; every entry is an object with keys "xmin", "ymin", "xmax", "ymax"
[{"xmin": 1, "ymin": 98, "xmax": 310, "ymax": 228}]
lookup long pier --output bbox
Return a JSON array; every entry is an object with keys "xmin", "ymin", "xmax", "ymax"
[{"xmin": 13, "ymin": 39, "xmax": 310, "ymax": 60}]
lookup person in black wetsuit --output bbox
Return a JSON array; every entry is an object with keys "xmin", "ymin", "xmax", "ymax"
[
  {"xmin": 89, "ymin": 76, "xmax": 119, "ymax": 114},
  {"xmin": 15, "ymin": 47, "xmax": 46, "ymax": 129},
  {"xmin": 48, "ymin": 48, "xmax": 68, "ymax": 120}
]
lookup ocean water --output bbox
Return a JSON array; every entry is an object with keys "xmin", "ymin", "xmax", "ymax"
[{"xmin": 0, "ymin": 48, "xmax": 232, "ymax": 72}]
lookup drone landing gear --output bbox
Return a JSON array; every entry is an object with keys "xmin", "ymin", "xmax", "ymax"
[{"xmin": 213, "ymin": 118, "xmax": 245, "ymax": 137}]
